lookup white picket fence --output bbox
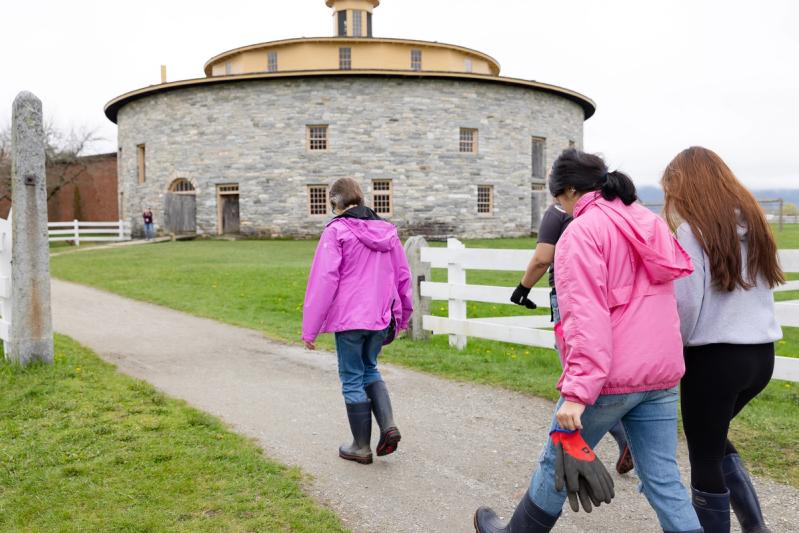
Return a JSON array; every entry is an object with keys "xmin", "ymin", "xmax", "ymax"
[
  {"xmin": 0, "ymin": 212, "xmax": 11, "ymax": 343},
  {"xmin": 48, "ymin": 220, "xmax": 131, "ymax": 246},
  {"xmin": 421, "ymin": 238, "xmax": 799, "ymax": 383}
]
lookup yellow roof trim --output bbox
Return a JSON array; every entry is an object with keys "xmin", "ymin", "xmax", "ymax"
[
  {"xmin": 203, "ymin": 37, "xmax": 501, "ymax": 76},
  {"xmin": 104, "ymin": 70, "xmax": 595, "ymax": 123}
]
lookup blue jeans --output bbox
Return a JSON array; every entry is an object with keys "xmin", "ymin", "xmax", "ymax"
[
  {"xmin": 144, "ymin": 223, "xmax": 154, "ymax": 239},
  {"xmin": 334, "ymin": 327, "xmax": 389, "ymax": 404},
  {"xmin": 528, "ymin": 387, "xmax": 701, "ymax": 533},
  {"xmin": 550, "ymin": 291, "xmax": 560, "ymax": 324}
]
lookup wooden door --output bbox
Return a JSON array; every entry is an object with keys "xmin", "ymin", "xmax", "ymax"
[
  {"xmin": 222, "ymin": 195, "xmax": 240, "ymax": 234},
  {"xmin": 164, "ymin": 193, "xmax": 196, "ymax": 234}
]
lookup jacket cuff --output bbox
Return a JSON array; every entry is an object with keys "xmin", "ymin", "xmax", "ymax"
[{"xmin": 561, "ymin": 393, "xmax": 586, "ymax": 405}]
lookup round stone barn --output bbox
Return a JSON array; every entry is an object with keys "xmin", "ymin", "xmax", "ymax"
[{"xmin": 106, "ymin": 0, "xmax": 595, "ymax": 239}]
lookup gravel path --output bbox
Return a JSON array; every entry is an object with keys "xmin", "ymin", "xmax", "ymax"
[{"xmin": 51, "ymin": 280, "xmax": 798, "ymax": 532}]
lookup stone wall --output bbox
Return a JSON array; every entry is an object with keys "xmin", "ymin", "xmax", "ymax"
[{"xmin": 116, "ymin": 76, "xmax": 584, "ymax": 238}]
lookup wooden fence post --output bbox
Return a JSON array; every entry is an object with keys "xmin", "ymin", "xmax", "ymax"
[
  {"xmin": 118, "ymin": 219, "xmax": 124, "ymax": 241},
  {"xmin": 447, "ymin": 238, "xmax": 467, "ymax": 350},
  {"xmin": 403, "ymin": 235, "xmax": 431, "ymax": 341},
  {"xmin": 8, "ymin": 91, "xmax": 54, "ymax": 365},
  {"xmin": 73, "ymin": 219, "xmax": 80, "ymax": 246}
]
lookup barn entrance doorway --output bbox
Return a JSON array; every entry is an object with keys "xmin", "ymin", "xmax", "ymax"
[
  {"xmin": 216, "ymin": 184, "xmax": 240, "ymax": 234},
  {"xmin": 164, "ymin": 179, "xmax": 197, "ymax": 234}
]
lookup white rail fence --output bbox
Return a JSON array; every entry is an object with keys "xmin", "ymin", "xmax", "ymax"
[
  {"xmin": 421, "ymin": 238, "xmax": 799, "ymax": 383},
  {"xmin": 48, "ymin": 220, "xmax": 131, "ymax": 246},
  {"xmin": 0, "ymin": 212, "xmax": 11, "ymax": 343}
]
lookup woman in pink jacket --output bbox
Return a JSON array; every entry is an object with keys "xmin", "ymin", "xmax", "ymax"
[
  {"xmin": 302, "ymin": 177, "xmax": 413, "ymax": 465},
  {"xmin": 475, "ymin": 150, "xmax": 702, "ymax": 533}
]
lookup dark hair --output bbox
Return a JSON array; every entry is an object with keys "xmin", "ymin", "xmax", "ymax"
[
  {"xmin": 329, "ymin": 177, "xmax": 364, "ymax": 211},
  {"xmin": 548, "ymin": 149, "xmax": 637, "ymax": 205}
]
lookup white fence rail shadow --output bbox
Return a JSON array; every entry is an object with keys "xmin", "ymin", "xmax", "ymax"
[
  {"xmin": 421, "ymin": 238, "xmax": 799, "ymax": 383},
  {"xmin": 48, "ymin": 220, "xmax": 131, "ymax": 246}
]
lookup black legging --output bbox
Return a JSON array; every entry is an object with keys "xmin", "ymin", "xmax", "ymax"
[{"xmin": 680, "ymin": 342, "xmax": 774, "ymax": 494}]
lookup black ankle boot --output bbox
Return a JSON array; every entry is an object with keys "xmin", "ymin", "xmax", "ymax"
[
  {"xmin": 723, "ymin": 454, "xmax": 772, "ymax": 533},
  {"xmin": 365, "ymin": 380, "xmax": 401, "ymax": 456},
  {"xmin": 474, "ymin": 494, "xmax": 559, "ymax": 533},
  {"xmin": 339, "ymin": 401, "xmax": 372, "ymax": 464},
  {"xmin": 692, "ymin": 487, "xmax": 731, "ymax": 533}
]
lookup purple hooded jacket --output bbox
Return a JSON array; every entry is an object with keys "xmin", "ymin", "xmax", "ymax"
[{"xmin": 302, "ymin": 207, "xmax": 413, "ymax": 343}]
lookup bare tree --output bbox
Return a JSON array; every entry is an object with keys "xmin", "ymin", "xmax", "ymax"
[{"xmin": 0, "ymin": 120, "xmax": 104, "ymax": 207}]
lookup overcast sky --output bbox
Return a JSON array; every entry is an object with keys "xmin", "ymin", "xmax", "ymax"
[{"xmin": 1, "ymin": 0, "xmax": 797, "ymax": 188}]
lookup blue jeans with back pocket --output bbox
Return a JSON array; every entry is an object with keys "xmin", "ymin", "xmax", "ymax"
[{"xmin": 334, "ymin": 326, "xmax": 390, "ymax": 404}]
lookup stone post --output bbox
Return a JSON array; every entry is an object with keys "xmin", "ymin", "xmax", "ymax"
[
  {"xmin": 403, "ymin": 235, "xmax": 431, "ymax": 341},
  {"xmin": 7, "ymin": 91, "xmax": 54, "ymax": 365}
]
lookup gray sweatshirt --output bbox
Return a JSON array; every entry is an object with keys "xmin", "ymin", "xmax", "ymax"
[{"xmin": 674, "ymin": 222, "xmax": 782, "ymax": 346}]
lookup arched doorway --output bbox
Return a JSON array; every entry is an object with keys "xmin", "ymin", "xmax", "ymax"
[{"xmin": 164, "ymin": 179, "xmax": 197, "ymax": 234}]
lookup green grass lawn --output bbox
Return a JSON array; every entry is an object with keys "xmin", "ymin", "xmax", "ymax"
[
  {"xmin": 49, "ymin": 226, "xmax": 799, "ymax": 487},
  {"xmin": 0, "ymin": 335, "xmax": 347, "ymax": 532}
]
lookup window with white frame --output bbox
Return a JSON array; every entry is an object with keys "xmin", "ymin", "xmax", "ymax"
[
  {"xmin": 459, "ymin": 128, "xmax": 478, "ymax": 153},
  {"xmin": 477, "ymin": 185, "xmax": 493, "ymax": 214},
  {"xmin": 339, "ymin": 47, "xmax": 352, "ymax": 70},
  {"xmin": 307, "ymin": 125, "xmax": 329, "ymax": 151},
  {"xmin": 411, "ymin": 49, "xmax": 422, "ymax": 71},
  {"xmin": 308, "ymin": 185, "xmax": 328, "ymax": 215},
  {"xmin": 268, "ymin": 51, "xmax": 278, "ymax": 72},
  {"xmin": 372, "ymin": 180, "xmax": 392, "ymax": 215},
  {"xmin": 352, "ymin": 10, "xmax": 363, "ymax": 36}
]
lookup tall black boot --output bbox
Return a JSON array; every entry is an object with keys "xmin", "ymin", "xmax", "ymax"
[
  {"xmin": 692, "ymin": 487, "xmax": 731, "ymax": 533},
  {"xmin": 365, "ymin": 380, "xmax": 401, "ymax": 456},
  {"xmin": 474, "ymin": 494, "xmax": 559, "ymax": 533},
  {"xmin": 339, "ymin": 401, "xmax": 373, "ymax": 465},
  {"xmin": 723, "ymin": 454, "xmax": 772, "ymax": 533}
]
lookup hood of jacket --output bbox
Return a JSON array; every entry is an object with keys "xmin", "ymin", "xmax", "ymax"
[
  {"xmin": 574, "ymin": 192, "xmax": 693, "ymax": 284},
  {"xmin": 329, "ymin": 205, "xmax": 397, "ymax": 252}
]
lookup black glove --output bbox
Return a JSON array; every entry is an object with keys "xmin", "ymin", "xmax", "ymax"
[
  {"xmin": 510, "ymin": 283, "xmax": 537, "ymax": 309},
  {"xmin": 551, "ymin": 429, "xmax": 615, "ymax": 513}
]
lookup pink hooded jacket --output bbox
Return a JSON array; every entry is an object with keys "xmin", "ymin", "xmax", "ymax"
[
  {"xmin": 302, "ymin": 211, "xmax": 413, "ymax": 343},
  {"xmin": 554, "ymin": 192, "xmax": 693, "ymax": 405}
]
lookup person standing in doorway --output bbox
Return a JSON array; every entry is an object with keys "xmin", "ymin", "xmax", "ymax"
[
  {"xmin": 663, "ymin": 147, "xmax": 782, "ymax": 533},
  {"xmin": 143, "ymin": 208, "xmax": 155, "ymax": 240},
  {"xmin": 511, "ymin": 201, "xmax": 634, "ymax": 475},
  {"xmin": 302, "ymin": 177, "xmax": 413, "ymax": 465}
]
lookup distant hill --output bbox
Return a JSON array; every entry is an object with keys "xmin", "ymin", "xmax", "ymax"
[{"xmin": 637, "ymin": 186, "xmax": 799, "ymax": 213}]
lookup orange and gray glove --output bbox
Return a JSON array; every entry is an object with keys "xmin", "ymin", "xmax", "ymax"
[{"xmin": 551, "ymin": 429, "xmax": 615, "ymax": 513}]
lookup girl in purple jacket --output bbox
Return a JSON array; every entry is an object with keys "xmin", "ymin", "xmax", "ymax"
[{"xmin": 302, "ymin": 177, "xmax": 413, "ymax": 465}]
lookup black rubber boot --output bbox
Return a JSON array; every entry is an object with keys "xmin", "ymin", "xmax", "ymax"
[
  {"xmin": 692, "ymin": 487, "xmax": 731, "ymax": 533},
  {"xmin": 723, "ymin": 454, "xmax": 772, "ymax": 533},
  {"xmin": 474, "ymin": 494, "xmax": 559, "ymax": 533},
  {"xmin": 339, "ymin": 401, "xmax": 373, "ymax": 464},
  {"xmin": 608, "ymin": 421, "xmax": 634, "ymax": 474},
  {"xmin": 365, "ymin": 380, "xmax": 401, "ymax": 456}
]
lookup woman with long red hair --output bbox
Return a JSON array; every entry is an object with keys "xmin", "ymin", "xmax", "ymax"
[{"xmin": 663, "ymin": 147, "xmax": 783, "ymax": 533}]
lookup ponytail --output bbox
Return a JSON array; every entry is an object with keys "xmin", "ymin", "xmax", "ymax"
[
  {"xmin": 550, "ymin": 149, "xmax": 638, "ymax": 205},
  {"xmin": 601, "ymin": 170, "xmax": 637, "ymax": 205}
]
